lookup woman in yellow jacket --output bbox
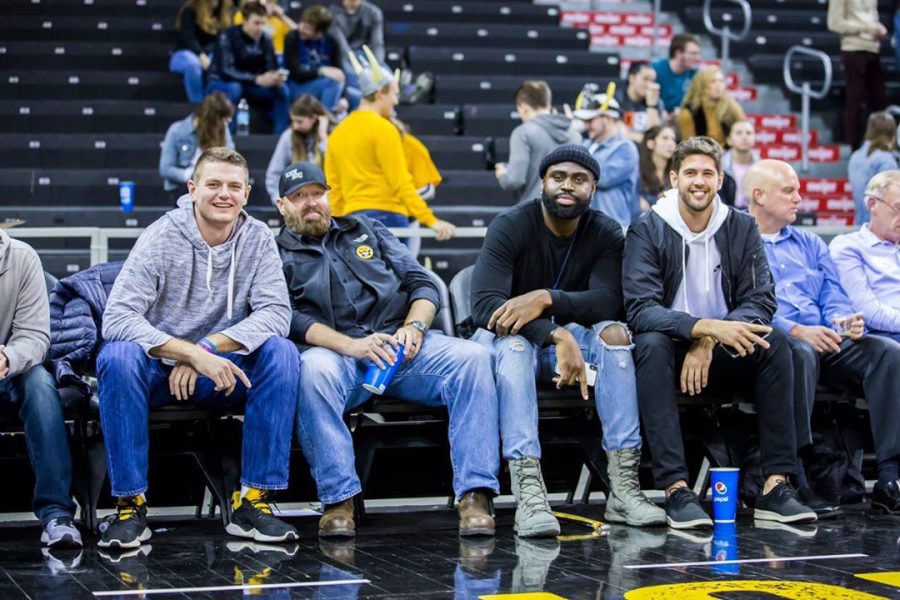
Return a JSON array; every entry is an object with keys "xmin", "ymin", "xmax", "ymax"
[{"xmin": 677, "ymin": 66, "xmax": 745, "ymax": 147}]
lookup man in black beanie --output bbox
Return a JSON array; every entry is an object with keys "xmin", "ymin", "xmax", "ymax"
[{"xmin": 470, "ymin": 144, "xmax": 665, "ymax": 537}]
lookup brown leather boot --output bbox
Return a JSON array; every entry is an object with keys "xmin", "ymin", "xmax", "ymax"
[
  {"xmin": 318, "ymin": 498, "xmax": 355, "ymax": 538},
  {"xmin": 458, "ymin": 490, "xmax": 495, "ymax": 537}
]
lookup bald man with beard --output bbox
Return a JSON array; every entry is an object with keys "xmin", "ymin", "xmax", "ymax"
[{"xmin": 747, "ymin": 159, "xmax": 900, "ymax": 516}]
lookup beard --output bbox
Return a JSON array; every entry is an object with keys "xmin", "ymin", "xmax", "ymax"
[
  {"xmin": 541, "ymin": 190, "xmax": 591, "ymax": 220},
  {"xmin": 284, "ymin": 208, "xmax": 330, "ymax": 238},
  {"xmin": 678, "ymin": 186, "xmax": 716, "ymax": 214}
]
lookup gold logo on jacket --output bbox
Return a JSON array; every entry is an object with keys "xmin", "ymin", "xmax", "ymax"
[{"xmin": 356, "ymin": 245, "xmax": 374, "ymax": 259}]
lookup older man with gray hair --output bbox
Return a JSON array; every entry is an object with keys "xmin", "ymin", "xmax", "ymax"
[{"xmin": 748, "ymin": 160, "xmax": 900, "ymax": 517}]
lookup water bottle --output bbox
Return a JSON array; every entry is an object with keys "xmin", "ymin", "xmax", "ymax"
[
  {"xmin": 236, "ymin": 98, "xmax": 250, "ymax": 136},
  {"xmin": 119, "ymin": 181, "xmax": 135, "ymax": 213}
]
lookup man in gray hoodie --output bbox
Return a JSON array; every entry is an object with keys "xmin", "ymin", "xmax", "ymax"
[
  {"xmin": 98, "ymin": 147, "xmax": 300, "ymax": 549},
  {"xmin": 0, "ymin": 225, "xmax": 81, "ymax": 548},
  {"xmin": 496, "ymin": 81, "xmax": 581, "ymax": 204}
]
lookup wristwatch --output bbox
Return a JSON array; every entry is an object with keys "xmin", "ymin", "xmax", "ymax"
[{"xmin": 406, "ymin": 320, "xmax": 428, "ymax": 333}]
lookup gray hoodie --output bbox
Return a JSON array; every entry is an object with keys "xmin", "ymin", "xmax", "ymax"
[
  {"xmin": 103, "ymin": 197, "xmax": 291, "ymax": 355},
  {"xmin": 652, "ymin": 188, "xmax": 730, "ymax": 319},
  {"xmin": 499, "ymin": 113, "xmax": 581, "ymax": 204},
  {"xmin": 0, "ymin": 229, "xmax": 50, "ymax": 378}
]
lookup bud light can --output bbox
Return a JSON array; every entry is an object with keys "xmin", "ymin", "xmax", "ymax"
[
  {"xmin": 119, "ymin": 181, "xmax": 135, "ymax": 213},
  {"xmin": 710, "ymin": 467, "xmax": 740, "ymax": 523}
]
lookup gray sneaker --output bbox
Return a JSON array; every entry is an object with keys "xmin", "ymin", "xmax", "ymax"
[
  {"xmin": 41, "ymin": 517, "xmax": 83, "ymax": 548},
  {"xmin": 604, "ymin": 449, "xmax": 666, "ymax": 526},
  {"xmin": 509, "ymin": 458, "xmax": 561, "ymax": 538}
]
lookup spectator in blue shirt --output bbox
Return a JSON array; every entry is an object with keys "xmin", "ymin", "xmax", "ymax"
[
  {"xmin": 652, "ymin": 34, "xmax": 701, "ymax": 112},
  {"xmin": 848, "ymin": 111, "xmax": 898, "ymax": 225},
  {"xmin": 283, "ymin": 5, "xmax": 348, "ymax": 114},
  {"xmin": 574, "ymin": 92, "xmax": 639, "ymax": 230},
  {"xmin": 748, "ymin": 159, "xmax": 900, "ymax": 516}
]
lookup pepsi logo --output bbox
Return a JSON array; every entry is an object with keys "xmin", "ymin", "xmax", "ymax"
[{"xmin": 714, "ymin": 481, "xmax": 728, "ymax": 495}]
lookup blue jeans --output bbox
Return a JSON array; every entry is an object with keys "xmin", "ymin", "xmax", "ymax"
[
  {"xmin": 0, "ymin": 364, "xmax": 76, "ymax": 524},
  {"xmin": 169, "ymin": 50, "xmax": 205, "ymax": 104},
  {"xmin": 296, "ymin": 331, "xmax": 500, "ymax": 504},
  {"xmin": 206, "ymin": 79, "xmax": 290, "ymax": 134},
  {"xmin": 471, "ymin": 321, "xmax": 642, "ymax": 460},
  {"xmin": 97, "ymin": 338, "xmax": 299, "ymax": 496},
  {"xmin": 288, "ymin": 77, "xmax": 344, "ymax": 112},
  {"xmin": 350, "ymin": 210, "xmax": 411, "ymax": 248}
]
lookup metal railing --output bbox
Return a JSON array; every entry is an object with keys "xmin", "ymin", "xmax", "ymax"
[
  {"xmin": 783, "ymin": 46, "xmax": 833, "ymax": 173},
  {"xmin": 702, "ymin": 0, "xmax": 751, "ymax": 75},
  {"xmin": 7, "ymin": 224, "xmax": 855, "ymax": 268}
]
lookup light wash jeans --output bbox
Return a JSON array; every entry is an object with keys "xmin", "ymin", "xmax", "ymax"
[
  {"xmin": 97, "ymin": 338, "xmax": 299, "ymax": 496},
  {"xmin": 169, "ymin": 50, "xmax": 206, "ymax": 104},
  {"xmin": 471, "ymin": 321, "xmax": 642, "ymax": 461},
  {"xmin": 0, "ymin": 364, "xmax": 77, "ymax": 524},
  {"xmin": 295, "ymin": 331, "xmax": 500, "ymax": 504}
]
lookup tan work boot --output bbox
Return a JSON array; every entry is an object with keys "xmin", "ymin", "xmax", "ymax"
[
  {"xmin": 318, "ymin": 498, "xmax": 355, "ymax": 538},
  {"xmin": 458, "ymin": 490, "xmax": 496, "ymax": 536}
]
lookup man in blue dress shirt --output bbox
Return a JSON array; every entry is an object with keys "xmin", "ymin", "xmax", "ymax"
[{"xmin": 747, "ymin": 159, "xmax": 900, "ymax": 515}]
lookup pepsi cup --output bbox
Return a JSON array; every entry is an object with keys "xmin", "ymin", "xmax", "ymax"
[
  {"xmin": 119, "ymin": 181, "xmax": 135, "ymax": 213},
  {"xmin": 711, "ymin": 522, "xmax": 739, "ymax": 574},
  {"xmin": 710, "ymin": 467, "xmax": 740, "ymax": 523},
  {"xmin": 362, "ymin": 344, "xmax": 405, "ymax": 395}
]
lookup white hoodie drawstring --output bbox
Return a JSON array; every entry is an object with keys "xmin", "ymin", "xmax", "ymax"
[
  {"xmin": 227, "ymin": 242, "xmax": 236, "ymax": 320},
  {"xmin": 205, "ymin": 247, "xmax": 213, "ymax": 293}
]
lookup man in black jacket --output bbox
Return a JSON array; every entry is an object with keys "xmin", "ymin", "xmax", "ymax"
[
  {"xmin": 623, "ymin": 136, "xmax": 815, "ymax": 529},
  {"xmin": 206, "ymin": 0, "xmax": 289, "ymax": 133},
  {"xmin": 275, "ymin": 162, "xmax": 500, "ymax": 539},
  {"xmin": 471, "ymin": 144, "xmax": 665, "ymax": 537},
  {"xmin": 284, "ymin": 5, "xmax": 347, "ymax": 113}
]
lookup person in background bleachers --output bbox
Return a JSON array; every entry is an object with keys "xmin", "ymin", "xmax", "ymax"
[
  {"xmin": 748, "ymin": 159, "xmax": 900, "ymax": 517},
  {"xmin": 207, "ymin": 0, "xmax": 290, "ymax": 134},
  {"xmin": 496, "ymin": 81, "xmax": 581, "ymax": 205},
  {"xmin": 831, "ymin": 170, "xmax": 900, "ymax": 345},
  {"xmin": 283, "ymin": 6, "xmax": 349, "ymax": 115},
  {"xmin": 324, "ymin": 47, "xmax": 456, "ymax": 248},
  {"xmin": 329, "ymin": 0, "xmax": 384, "ymax": 111},
  {"xmin": 828, "ymin": 0, "xmax": 888, "ymax": 149},
  {"xmin": 98, "ymin": 148, "xmax": 300, "ymax": 549},
  {"xmin": 652, "ymin": 33, "xmax": 701, "ymax": 112},
  {"xmin": 677, "ymin": 67, "xmax": 745, "ymax": 148},
  {"xmin": 233, "ymin": 0, "xmax": 296, "ymax": 58},
  {"xmin": 274, "ymin": 162, "xmax": 500, "ymax": 538},
  {"xmin": 170, "ymin": 0, "xmax": 234, "ymax": 104},
  {"xmin": 638, "ymin": 124, "xmax": 677, "ymax": 212},
  {"xmin": 722, "ymin": 120, "xmax": 759, "ymax": 210},
  {"xmin": 848, "ymin": 112, "xmax": 899, "ymax": 225},
  {"xmin": 391, "ymin": 115, "xmax": 443, "ymax": 258},
  {"xmin": 471, "ymin": 145, "xmax": 666, "ymax": 536},
  {"xmin": 266, "ymin": 95, "xmax": 331, "ymax": 204},
  {"xmin": 617, "ymin": 61, "xmax": 666, "ymax": 144},
  {"xmin": 624, "ymin": 136, "xmax": 816, "ymax": 529},
  {"xmin": 160, "ymin": 92, "xmax": 235, "ymax": 204},
  {"xmin": 0, "ymin": 225, "xmax": 81, "ymax": 548},
  {"xmin": 574, "ymin": 92, "xmax": 640, "ymax": 230}
]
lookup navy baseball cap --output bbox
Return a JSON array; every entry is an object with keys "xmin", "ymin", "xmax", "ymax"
[{"xmin": 278, "ymin": 162, "xmax": 330, "ymax": 198}]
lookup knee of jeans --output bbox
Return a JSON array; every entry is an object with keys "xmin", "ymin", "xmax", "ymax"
[
  {"xmin": 457, "ymin": 340, "xmax": 493, "ymax": 371},
  {"xmin": 597, "ymin": 323, "xmax": 632, "ymax": 347},
  {"xmin": 298, "ymin": 348, "xmax": 343, "ymax": 385},
  {"xmin": 257, "ymin": 337, "xmax": 298, "ymax": 363},
  {"xmin": 494, "ymin": 335, "xmax": 532, "ymax": 362},
  {"xmin": 97, "ymin": 341, "xmax": 145, "ymax": 378}
]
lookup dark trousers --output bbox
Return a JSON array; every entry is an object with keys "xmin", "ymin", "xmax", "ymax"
[
  {"xmin": 841, "ymin": 50, "xmax": 887, "ymax": 149},
  {"xmin": 789, "ymin": 335, "xmax": 900, "ymax": 465},
  {"xmin": 634, "ymin": 328, "xmax": 797, "ymax": 489}
]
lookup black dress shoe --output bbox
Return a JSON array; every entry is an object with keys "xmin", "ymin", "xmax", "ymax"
[
  {"xmin": 797, "ymin": 485, "xmax": 844, "ymax": 519},
  {"xmin": 872, "ymin": 479, "xmax": 900, "ymax": 514}
]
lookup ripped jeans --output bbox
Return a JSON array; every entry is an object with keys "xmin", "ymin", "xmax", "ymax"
[{"xmin": 471, "ymin": 321, "xmax": 642, "ymax": 461}]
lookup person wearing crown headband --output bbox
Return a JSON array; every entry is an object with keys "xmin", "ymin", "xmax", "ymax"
[
  {"xmin": 573, "ymin": 86, "xmax": 640, "ymax": 231},
  {"xmin": 324, "ymin": 45, "xmax": 457, "ymax": 249}
]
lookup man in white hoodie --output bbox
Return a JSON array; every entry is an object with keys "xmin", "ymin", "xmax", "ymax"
[
  {"xmin": 623, "ymin": 136, "xmax": 816, "ymax": 529},
  {"xmin": 99, "ymin": 147, "xmax": 300, "ymax": 549}
]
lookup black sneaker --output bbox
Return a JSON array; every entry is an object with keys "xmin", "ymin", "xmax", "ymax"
[
  {"xmin": 872, "ymin": 479, "xmax": 900, "ymax": 514},
  {"xmin": 225, "ymin": 491, "xmax": 299, "ymax": 543},
  {"xmin": 753, "ymin": 481, "xmax": 817, "ymax": 523},
  {"xmin": 98, "ymin": 496, "xmax": 151, "ymax": 549},
  {"xmin": 797, "ymin": 485, "xmax": 844, "ymax": 519},
  {"xmin": 665, "ymin": 488, "xmax": 713, "ymax": 529}
]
